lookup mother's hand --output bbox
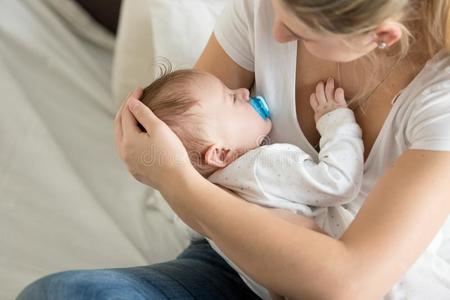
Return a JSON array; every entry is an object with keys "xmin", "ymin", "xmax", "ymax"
[{"xmin": 114, "ymin": 88, "xmax": 195, "ymax": 191}]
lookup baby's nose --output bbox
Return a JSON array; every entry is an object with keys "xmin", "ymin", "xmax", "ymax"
[{"xmin": 238, "ymin": 88, "xmax": 250, "ymax": 101}]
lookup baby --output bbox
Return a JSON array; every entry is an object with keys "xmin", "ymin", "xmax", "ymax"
[{"xmin": 140, "ymin": 68, "xmax": 364, "ymax": 300}]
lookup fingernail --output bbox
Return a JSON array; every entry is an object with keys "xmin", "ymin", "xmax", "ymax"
[{"xmin": 128, "ymin": 98, "xmax": 140, "ymax": 111}]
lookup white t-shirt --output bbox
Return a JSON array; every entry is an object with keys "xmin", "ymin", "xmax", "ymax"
[{"xmin": 214, "ymin": 0, "xmax": 450, "ymax": 299}]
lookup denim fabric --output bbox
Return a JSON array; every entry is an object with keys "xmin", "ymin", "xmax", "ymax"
[{"xmin": 17, "ymin": 239, "xmax": 261, "ymax": 300}]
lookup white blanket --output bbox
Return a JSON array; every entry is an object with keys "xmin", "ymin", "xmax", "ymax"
[{"xmin": 0, "ymin": 1, "xmax": 187, "ymax": 299}]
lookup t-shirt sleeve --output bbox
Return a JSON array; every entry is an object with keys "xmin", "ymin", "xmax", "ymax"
[
  {"xmin": 214, "ymin": 0, "xmax": 255, "ymax": 72},
  {"xmin": 407, "ymin": 81, "xmax": 450, "ymax": 151}
]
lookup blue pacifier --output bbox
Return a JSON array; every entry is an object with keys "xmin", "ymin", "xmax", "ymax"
[{"xmin": 249, "ymin": 96, "xmax": 271, "ymax": 120}]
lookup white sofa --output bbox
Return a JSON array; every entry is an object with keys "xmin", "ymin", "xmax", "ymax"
[{"xmin": 0, "ymin": 0, "xmax": 225, "ymax": 298}]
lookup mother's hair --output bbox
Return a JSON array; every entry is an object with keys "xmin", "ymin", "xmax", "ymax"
[{"xmin": 282, "ymin": 0, "xmax": 450, "ymax": 57}]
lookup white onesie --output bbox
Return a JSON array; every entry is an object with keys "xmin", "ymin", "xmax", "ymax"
[
  {"xmin": 208, "ymin": 107, "xmax": 363, "ymax": 238},
  {"xmin": 175, "ymin": 106, "xmax": 364, "ymax": 300}
]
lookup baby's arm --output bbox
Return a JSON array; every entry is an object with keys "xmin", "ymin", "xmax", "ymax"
[
  {"xmin": 242, "ymin": 79, "xmax": 364, "ymax": 208},
  {"xmin": 308, "ymin": 78, "xmax": 364, "ymax": 205}
]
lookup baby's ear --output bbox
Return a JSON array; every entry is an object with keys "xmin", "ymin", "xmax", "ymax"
[{"xmin": 204, "ymin": 145, "xmax": 237, "ymax": 168}]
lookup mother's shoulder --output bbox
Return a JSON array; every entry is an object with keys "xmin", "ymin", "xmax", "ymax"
[
  {"xmin": 401, "ymin": 50, "xmax": 450, "ymax": 102},
  {"xmin": 419, "ymin": 49, "xmax": 450, "ymax": 85}
]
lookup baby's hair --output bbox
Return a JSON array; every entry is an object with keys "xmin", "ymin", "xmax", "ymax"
[{"xmin": 141, "ymin": 62, "xmax": 217, "ymax": 177}]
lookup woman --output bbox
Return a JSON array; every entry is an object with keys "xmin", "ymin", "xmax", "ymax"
[{"xmin": 19, "ymin": 0, "xmax": 450, "ymax": 299}]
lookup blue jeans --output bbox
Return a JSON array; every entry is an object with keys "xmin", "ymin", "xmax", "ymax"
[{"xmin": 16, "ymin": 239, "xmax": 261, "ymax": 300}]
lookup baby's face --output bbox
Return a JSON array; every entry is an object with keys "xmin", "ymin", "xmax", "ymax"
[{"xmin": 191, "ymin": 73, "xmax": 272, "ymax": 157}]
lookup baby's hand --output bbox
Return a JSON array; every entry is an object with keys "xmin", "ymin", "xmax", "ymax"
[{"xmin": 310, "ymin": 78, "xmax": 347, "ymax": 123}]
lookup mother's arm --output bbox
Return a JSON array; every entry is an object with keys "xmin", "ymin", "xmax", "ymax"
[
  {"xmin": 161, "ymin": 149, "xmax": 450, "ymax": 299},
  {"xmin": 194, "ymin": 33, "xmax": 255, "ymax": 90},
  {"xmin": 116, "ymin": 34, "xmax": 450, "ymax": 299}
]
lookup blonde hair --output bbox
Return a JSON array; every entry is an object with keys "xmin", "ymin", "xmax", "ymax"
[
  {"xmin": 282, "ymin": 0, "xmax": 450, "ymax": 105},
  {"xmin": 282, "ymin": 0, "xmax": 449, "ymax": 54},
  {"xmin": 141, "ymin": 67, "xmax": 217, "ymax": 177}
]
